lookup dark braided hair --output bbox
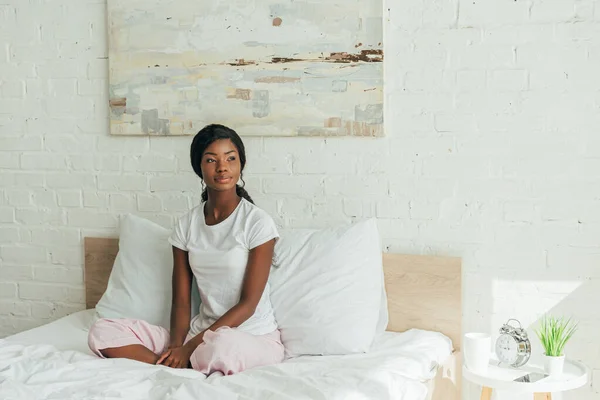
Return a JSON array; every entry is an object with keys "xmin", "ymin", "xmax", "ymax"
[{"xmin": 190, "ymin": 124, "xmax": 254, "ymax": 204}]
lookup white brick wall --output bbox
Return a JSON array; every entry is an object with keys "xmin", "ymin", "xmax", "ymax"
[{"xmin": 1, "ymin": 0, "xmax": 599, "ymax": 398}]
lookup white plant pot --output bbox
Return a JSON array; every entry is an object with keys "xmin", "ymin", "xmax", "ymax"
[{"xmin": 543, "ymin": 354, "xmax": 565, "ymax": 376}]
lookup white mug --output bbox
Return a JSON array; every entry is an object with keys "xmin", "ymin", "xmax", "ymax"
[{"xmin": 464, "ymin": 332, "xmax": 491, "ymax": 374}]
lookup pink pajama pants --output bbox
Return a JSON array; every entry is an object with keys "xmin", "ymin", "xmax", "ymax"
[{"xmin": 87, "ymin": 318, "xmax": 285, "ymax": 375}]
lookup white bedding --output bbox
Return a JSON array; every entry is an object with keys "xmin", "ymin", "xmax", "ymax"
[{"xmin": 1, "ymin": 310, "xmax": 452, "ymax": 400}]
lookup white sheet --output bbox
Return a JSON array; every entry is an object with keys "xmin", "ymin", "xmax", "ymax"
[
  {"xmin": 5, "ymin": 309, "xmax": 96, "ymax": 356},
  {"xmin": 2, "ymin": 310, "xmax": 452, "ymax": 400}
]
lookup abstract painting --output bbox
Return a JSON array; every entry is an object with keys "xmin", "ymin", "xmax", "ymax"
[{"xmin": 107, "ymin": 0, "xmax": 383, "ymax": 136}]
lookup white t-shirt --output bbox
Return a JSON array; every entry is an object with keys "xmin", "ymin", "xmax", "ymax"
[{"xmin": 168, "ymin": 198, "xmax": 279, "ymax": 336}]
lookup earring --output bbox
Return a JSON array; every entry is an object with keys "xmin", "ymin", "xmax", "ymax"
[{"xmin": 201, "ymin": 179, "xmax": 205, "ymax": 190}]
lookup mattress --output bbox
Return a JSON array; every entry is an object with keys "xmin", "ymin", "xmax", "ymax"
[{"xmin": 1, "ymin": 310, "xmax": 452, "ymax": 400}]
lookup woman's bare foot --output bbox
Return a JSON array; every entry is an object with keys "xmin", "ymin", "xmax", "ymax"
[{"xmin": 99, "ymin": 344, "xmax": 160, "ymax": 364}]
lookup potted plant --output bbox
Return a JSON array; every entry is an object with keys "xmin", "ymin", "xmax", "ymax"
[{"xmin": 534, "ymin": 315, "xmax": 578, "ymax": 376}]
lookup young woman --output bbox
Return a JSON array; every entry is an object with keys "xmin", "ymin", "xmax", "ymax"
[{"xmin": 88, "ymin": 124, "xmax": 284, "ymax": 375}]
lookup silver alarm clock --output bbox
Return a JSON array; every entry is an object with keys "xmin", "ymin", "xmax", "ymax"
[{"xmin": 495, "ymin": 319, "xmax": 531, "ymax": 368}]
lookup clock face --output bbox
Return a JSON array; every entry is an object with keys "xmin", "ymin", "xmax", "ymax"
[{"xmin": 496, "ymin": 334, "xmax": 518, "ymax": 364}]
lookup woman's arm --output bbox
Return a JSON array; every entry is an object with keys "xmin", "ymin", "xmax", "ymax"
[
  {"xmin": 184, "ymin": 238, "xmax": 276, "ymax": 349},
  {"xmin": 169, "ymin": 246, "xmax": 193, "ymax": 347}
]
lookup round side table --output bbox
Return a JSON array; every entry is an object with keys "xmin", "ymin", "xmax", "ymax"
[{"xmin": 463, "ymin": 357, "xmax": 589, "ymax": 400}]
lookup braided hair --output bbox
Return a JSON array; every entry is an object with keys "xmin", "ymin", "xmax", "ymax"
[{"xmin": 190, "ymin": 124, "xmax": 254, "ymax": 204}]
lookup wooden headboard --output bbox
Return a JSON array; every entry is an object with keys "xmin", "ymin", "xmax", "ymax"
[{"xmin": 84, "ymin": 238, "xmax": 462, "ymax": 350}]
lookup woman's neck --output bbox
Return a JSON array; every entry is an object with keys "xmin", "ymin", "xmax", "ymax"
[{"xmin": 204, "ymin": 189, "xmax": 241, "ymax": 223}]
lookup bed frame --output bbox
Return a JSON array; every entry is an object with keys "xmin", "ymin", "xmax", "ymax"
[{"xmin": 84, "ymin": 238, "xmax": 462, "ymax": 400}]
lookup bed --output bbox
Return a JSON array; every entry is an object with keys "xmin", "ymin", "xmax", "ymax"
[{"xmin": 1, "ymin": 237, "xmax": 462, "ymax": 400}]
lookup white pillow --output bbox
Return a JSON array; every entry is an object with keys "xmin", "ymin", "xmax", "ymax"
[
  {"xmin": 269, "ymin": 219, "xmax": 385, "ymax": 357},
  {"xmin": 95, "ymin": 214, "xmax": 173, "ymax": 329},
  {"xmin": 376, "ymin": 263, "xmax": 389, "ymax": 334}
]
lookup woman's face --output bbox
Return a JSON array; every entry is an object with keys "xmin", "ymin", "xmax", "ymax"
[{"xmin": 200, "ymin": 139, "xmax": 241, "ymax": 193}]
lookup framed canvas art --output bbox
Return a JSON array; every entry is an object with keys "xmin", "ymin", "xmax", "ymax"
[{"xmin": 107, "ymin": 0, "xmax": 383, "ymax": 136}]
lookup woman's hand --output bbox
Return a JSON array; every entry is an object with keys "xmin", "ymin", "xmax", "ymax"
[{"xmin": 156, "ymin": 343, "xmax": 194, "ymax": 368}]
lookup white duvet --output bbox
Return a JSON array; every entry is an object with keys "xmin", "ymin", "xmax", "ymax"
[{"xmin": 0, "ymin": 313, "xmax": 452, "ymax": 400}]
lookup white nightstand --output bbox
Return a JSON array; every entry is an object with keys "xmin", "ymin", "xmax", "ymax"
[{"xmin": 463, "ymin": 357, "xmax": 589, "ymax": 400}]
